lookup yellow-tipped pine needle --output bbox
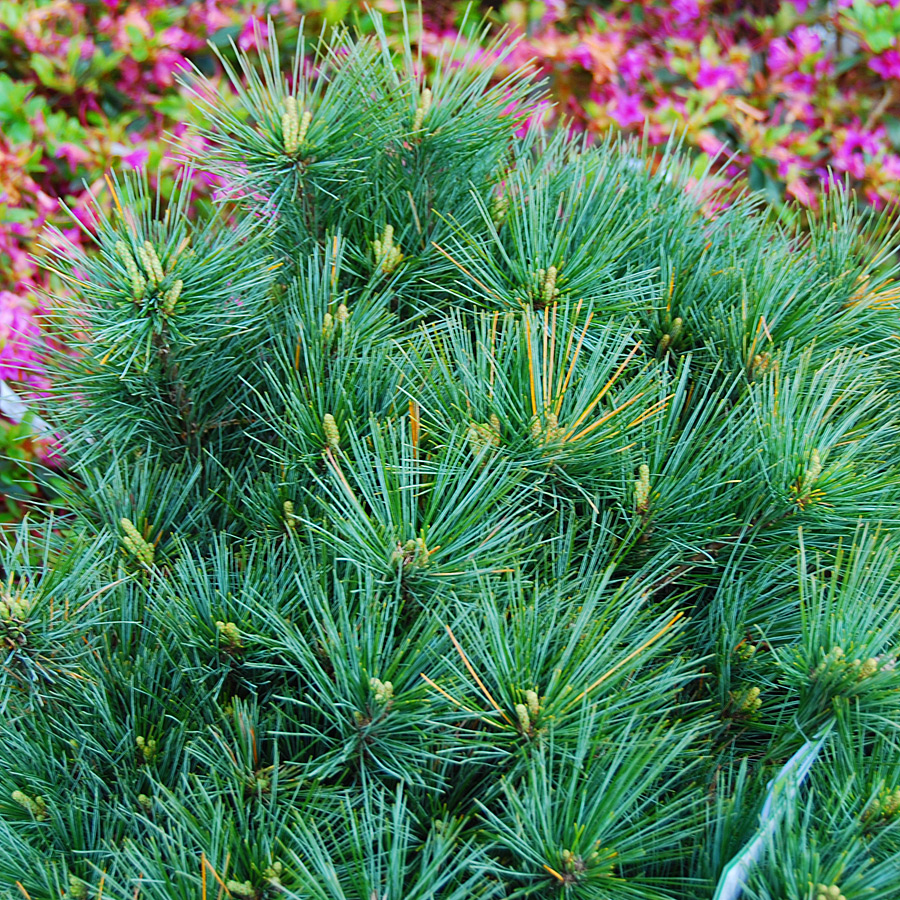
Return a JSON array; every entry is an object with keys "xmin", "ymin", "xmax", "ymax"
[
  {"xmin": 563, "ymin": 341, "xmax": 641, "ymax": 439},
  {"xmin": 445, "ymin": 625, "xmax": 513, "ymax": 724},
  {"xmin": 15, "ymin": 883, "xmax": 31, "ymax": 900},
  {"xmin": 548, "ymin": 303, "xmax": 558, "ymax": 401},
  {"xmin": 565, "ymin": 611, "xmax": 685, "ymax": 710},
  {"xmin": 431, "ymin": 242, "xmax": 500, "ymax": 299},
  {"xmin": 543, "ymin": 864, "xmax": 566, "ymax": 883},
  {"xmin": 476, "ymin": 522, "xmax": 504, "ymax": 548},
  {"xmin": 294, "ymin": 335, "xmax": 301, "ymax": 370},
  {"xmin": 202, "ymin": 854, "xmax": 231, "ymax": 897},
  {"xmin": 73, "ymin": 577, "xmax": 130, "ymax": 615},
  {"xmin": 526, "ymin": 316, "xmax": 538, "ymax": 417},
  {"xmin": 325, "ymin": 449, "xmax": 373, "ymax": 524},
  {"xmin": 542, "ymin": 310, "xmax": 550, "ymax": 402},
  {"xmin": 567, "ymin": 391, "xmax": 646, "ymax": 443},
  {"xmin": 331, "ymin": 234, "xmax": 339, "ymax": 286},
  {"xmin": 409, "ymin": 400, "xmax": 420, "ymax": 452},
  {"xmin": 202, "ymin": 855, "xmax": 207, "ymax": 900},
  {"xmin": 105, "ymin": 173, "xmax": 126, "ymax": 223},
  {"xmin": 407, "ymin": 190, "xmax": 422, "ymax": 235},
  {"xmin": 489, "ymin": 311, "xmax": 499, "ymax": 395},
  {"xmin": 40, "ymin": 264, "xmax": 91, "ymax": 288},
  {"xmin": 626, "ymin": 394, "xmax": 673, "ymax": 429},
  {"xmin": 419, "ymin": 673, "xmax": 503, "ymax": 728},
  {"xmin": 747, "ymin": 316, "xmax": 765, "ymax": 362},
  {"xmin": 555, "ymin": 309, "xmax": 592, "ymax": 416},
  {"xmin": 97, "ymin": 875, "xmax": 105, "ymax": 900}
]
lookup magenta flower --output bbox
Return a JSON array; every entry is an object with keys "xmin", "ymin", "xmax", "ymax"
[
  {"xmin": 768, "ymin": 37, "xmax": 795, "ymax": 75},
  {"xmin": 608, "ymin": 89, "xmax": 645, "ymax": 129},
  {"xmin": 160, "ymin": 26, "xmax": 204, "ymax": 53},
  {"xmin": 695, "ymin": 60, "xmax": 738, "ymax": 94},
  {"xmin": 153, "ymin": 49, "xmax": 189, "ymax": 87},
  {"xmin": 870, "ymin": 51, "xmax": 900, "ymax": 79},
  {"xmin": 791, "ymin": 25, "xmax": 822, "ymax": 59},
  {"xmin": 786, "ymin": 178, "xmax": 817, "ymax": 207},
  {"xmin": 55, "ymin": 143, "xmax": 91, "ymax": 171},
  {"xmin": 0, "ymin": 291, "xmax": 41, "ymax": 386},
  {"xmin": 881, "ymin": 154, "xmax": 900, "ymax": 179},
  {"xmin": 618, "ymin": 48, "xmax": 648, "ymax": 87},
  {"xmin": 541, "ymin": 0, "xmax": 567, "ymax": 26},
  {"xmin": 238, "ymin": 17, "xmax": 269, "ymax": 52},
  {"xmin": 119, "ymin": 146, "xmax": 150, "ymax": 169},
  {"xmin": 671, "ymin": 0, "xmax": 702, "ymax": 27},
  {"xmin": 697, "ymin": 132, "xmax": 731, "ymax": 158},
  {"xmin": 568, "ymin": 41, "xmax": 593, "ymax": 71}
]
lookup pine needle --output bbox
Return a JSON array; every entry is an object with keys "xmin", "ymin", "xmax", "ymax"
[
  {"xmin": 445, "ymin": 625, "xmax": 513, "ymax": 725},
  {"xmin": 562, "ymin": 341, "xmax": 641, "ymax": 439},
  {"xmin": 555, "ymin": 308, "xmax": 592, "ymax": 416},
  {"xmin": 564, "ymin": 611, "xmax": 685, "ymax": 710}
]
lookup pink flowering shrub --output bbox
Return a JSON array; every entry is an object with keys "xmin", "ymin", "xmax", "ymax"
[{"xmin": 444, "ymin": 0, "xmax": 900, "ymax": 213}]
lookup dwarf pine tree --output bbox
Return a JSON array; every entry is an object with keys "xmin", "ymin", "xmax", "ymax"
[{"xmin": 4, "ymin": 17, "xmax": 900, "ymax": 900}]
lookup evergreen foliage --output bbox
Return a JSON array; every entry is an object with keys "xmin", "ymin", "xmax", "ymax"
[{"xmin": 4, "ymin": 17, "xmax": 900, "ymax": 899}]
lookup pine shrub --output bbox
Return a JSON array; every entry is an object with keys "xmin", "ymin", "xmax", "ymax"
[{"xmin": 4, "ymin": 18, "xmax": 900, "ymax": 900}]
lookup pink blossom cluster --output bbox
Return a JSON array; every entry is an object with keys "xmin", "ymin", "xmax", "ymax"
[{"xmin": 414, "ymin": 0, "xmax": 900, "ymax": 212}]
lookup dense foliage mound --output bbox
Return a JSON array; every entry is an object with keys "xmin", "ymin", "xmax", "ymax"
[{"xmin": 4, "ymin": 21, "xmax": 900, "ymax": 900}]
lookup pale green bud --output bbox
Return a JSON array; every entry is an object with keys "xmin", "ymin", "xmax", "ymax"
[
  {"xmin": 815, "ymin": 885, "xmax": 846, "ymax": 900},
  {"xmin": 542, "ymin": 265, "xmax": 559, "ymax": 304},
  {"xmin": 466, "ymin": 415, "xmax": 502, "ymax": 456},
  {"xmin": 858, "ymin": 657, "xmax": 878, "ymax": 679},
  {"xmin": 634, "ymin": 463, "xmax": 651, "ymax": 513},
  {"xmin": 120, "ymin": 517, "xmax": 155, "ymax": 567},
  {"xmin": 137, "ymin": 242, "xmax": 164, "ymax": 285},
  {"xmin": 373, "ymin": 224, "xmax": 402, "ymax": 274},
  {"xmin": 116, "ymin": 241, "xmax": 146, "ymax": 300},
  {"xmin": 216, "ymin": 620, "xmax": 243, "ymax": 649},
  {"xmin": 225, "ymin": 880, "xmax": 257, "ymax": 899},
  {"xmin": 515, "ymin": 702, "xmax": 531, "ymax": 734},
  {"xmin": 297, "ymin": 110, "xmax": 312, "ymax": 146},
  {"xmin": 739, "ymin": 686, "xmax": 761, "ymax": 712},
  {"xmin": 370, "ymin": 677, "xmax": 394, "ymax": 704},
  {"xmin": 161, "ymin": 279, "xmax": 183, "ymax": 316},
  {"xmin": 323, "ymin": 413, "xmax": 340, "ymax": 451},
  {"xmin": 491, "ymin": 192, "xmax": 509, "ymax": 226},
  {"xmin": 12, "ymin": 789, "xmax": 47, "ymax": 820},
  {"xmin": 264, "ymin": 861, "xmax": 285, "ymax": 882},
  {"xmin": 543, "ymin": 411, "xmax": 563, "ymax": 443},
  {"xmin": 282, "ymin": 96, "xmax": 299, "ymax": 155},
  {"xmin": 412, "ymin": 86, "xmax": 432, "ymax": 132},
  {"xmin": 136, "ymin": 735, "xmax": 159, "ymax": 763},
  {"xmin": 68, "ymin": 875, "xmax": 88, "ymax": 899}
]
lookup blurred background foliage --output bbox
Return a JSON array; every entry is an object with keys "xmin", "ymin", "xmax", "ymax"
[{"xmin": 2, "ymin": 0, "xmax": 900, "ymax": 526}]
